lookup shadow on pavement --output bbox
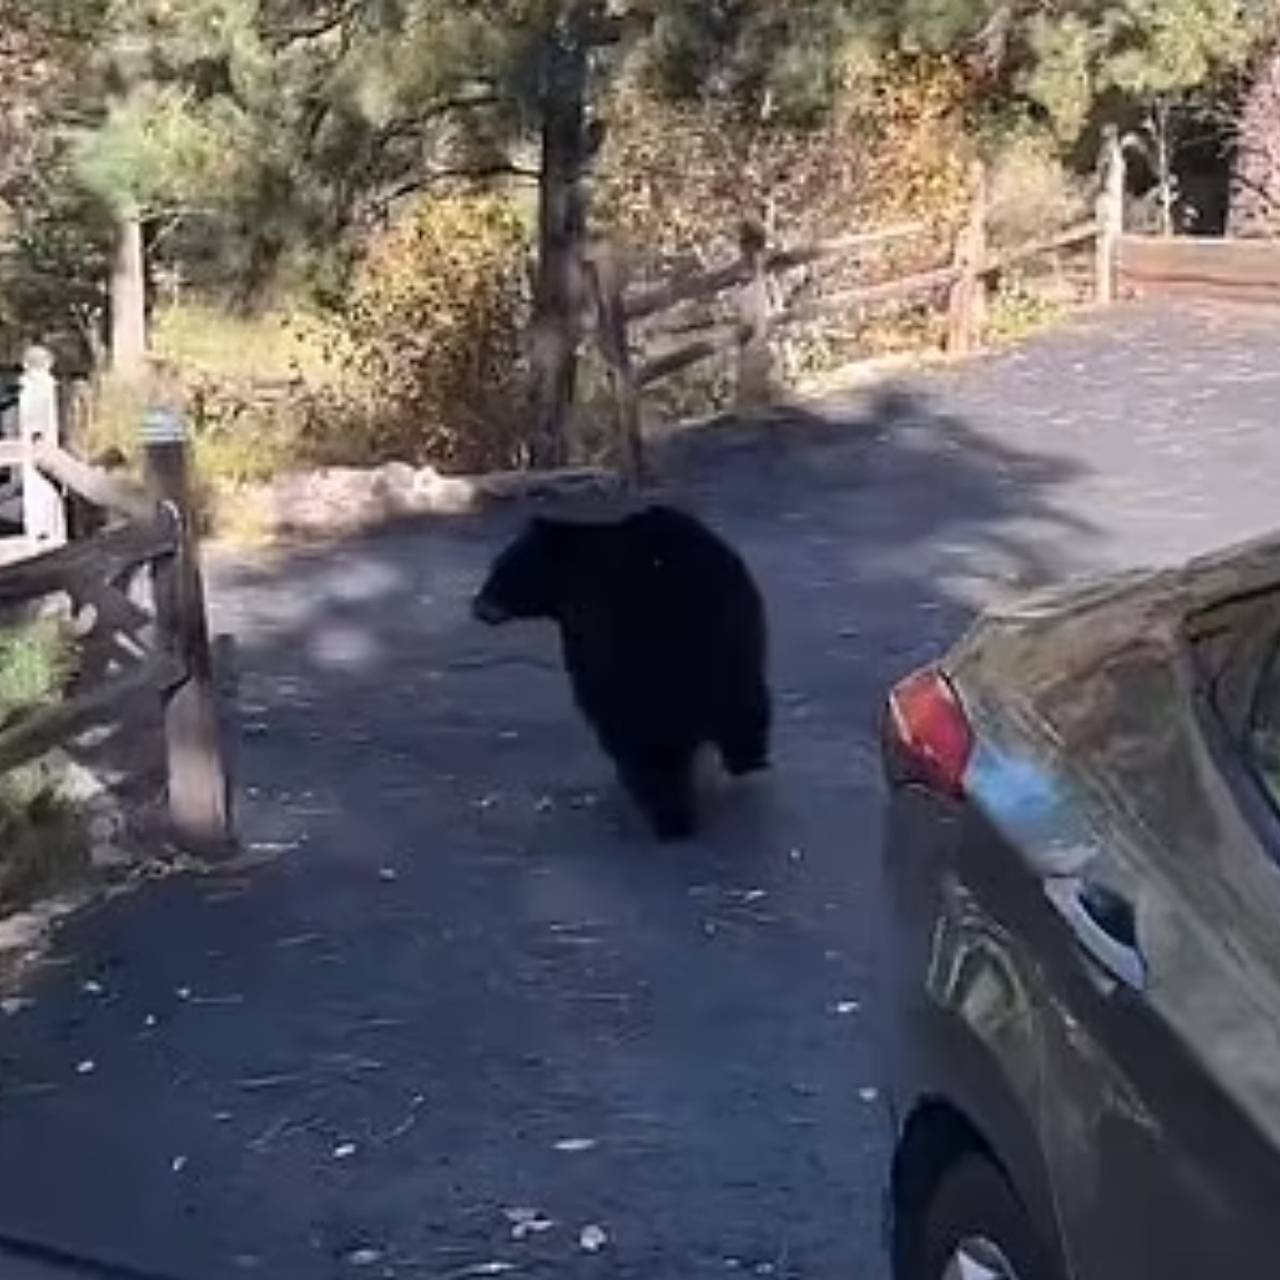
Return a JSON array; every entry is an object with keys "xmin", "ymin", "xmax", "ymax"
[{"xmin": 0, "ymin": 385, "xmax": 1094, "ymax": 1278}]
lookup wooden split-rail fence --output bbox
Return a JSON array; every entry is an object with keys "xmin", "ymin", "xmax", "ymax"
[
  {"xmin": 0, "ymin": 345, "xmax": 231, "ymax": 855},
  {"xmin": 581, "ymin": 124, "xmax": 1280, "ymax": 486},
  {"xmin": 581, "ymin": 129, "xmax": 1131, "ymax": 485}
]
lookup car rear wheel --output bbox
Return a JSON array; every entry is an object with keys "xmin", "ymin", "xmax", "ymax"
[{"xmin": 900, "ymin": 1154, "xmax": 1063, "ymax": 1280}]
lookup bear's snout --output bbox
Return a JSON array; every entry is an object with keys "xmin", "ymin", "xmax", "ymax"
[{"xmin": 471, "ymin": 592, "xmax": 509, "ymax": 625}]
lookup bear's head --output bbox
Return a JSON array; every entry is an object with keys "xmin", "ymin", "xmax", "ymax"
[{"xmin": 472, "ymin": 516, "xmax": 568, "ymax": 625}]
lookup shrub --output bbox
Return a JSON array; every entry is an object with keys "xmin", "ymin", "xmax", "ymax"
[
  {"xmin": 592, "ymin": 52, "xmax": 981, "ymax": 414},
  {"xmin": 0, "ymin": 617, "xmax": 76, "ymax": 728},
  {"xmin": 842, "ymin": 53, "xmax": 977, "ymax": 231},
  {"xmin": 86, "ymin": 195, "xmax": 535, "ymax": 500},
  {"xmin": 984, "ymin": 121, "xmax": 1089, "ymax": 246},
  {"xmin": 986, "ymin": 270, "xmax": 1067, "ymax": 345},
  {"xmin": 0, "ymin": 618, "xmax": 85, "ymax": 908},
  {"xmin": 336, "ymin": 193, "xmax": 533, "ymax": 471}
]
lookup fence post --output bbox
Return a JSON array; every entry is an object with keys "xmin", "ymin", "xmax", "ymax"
[
  {"xmin": 141, "ymin": 406, "xmax": 232, "ymax": 856},
  {"xmin": 736, "ymin": 218, "xmax": 772, "ymax": 408},
  {"xmin": 1095, "ymin": 125, "xmax": 1125, "ymax": 305},
  {"xmin": 946, "ymin": 161, "xmax": 988, "ymax": 358},
  {"xmin": 18, "ymin": 345, "xmax": 67, "ymax": 553},
  {"xmin": 585, "ymin": 242, "xmax": 646, "ymax": 488}
]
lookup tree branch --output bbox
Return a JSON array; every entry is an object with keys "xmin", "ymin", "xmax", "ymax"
[
  {"xmin": 1230, "ymin": 165, "xmax": 1280, "ymax": 215},
  {"xmin": 370, "ymin": 162, "xmax": 540, "ymax": 214},
  {"xmin": 264, "ymin": 0, "xmax": 362, "ymax": 47},
  {"xmin": 373, "ymin": 92, "xmax": 504, "ymax": 147}
]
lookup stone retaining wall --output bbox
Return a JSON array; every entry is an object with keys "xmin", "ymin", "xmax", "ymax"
[{"xmin": 232, "ymin": 461, "xmax": 624, "ymax": 540}]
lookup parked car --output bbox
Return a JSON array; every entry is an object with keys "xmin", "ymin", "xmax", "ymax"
[{"xmin": 879, "ymin": 531, "xmax": 1280, "ymax": 1280}]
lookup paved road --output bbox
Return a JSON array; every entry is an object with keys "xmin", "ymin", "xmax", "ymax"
[{"xmin": 2, "ymin": 302, "xmax": 1280, "ymax": 1278}]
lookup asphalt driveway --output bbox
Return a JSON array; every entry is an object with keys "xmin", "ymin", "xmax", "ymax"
[{"xmin": 1, "ymin": 301, "xmax": 1279, "ymax": 1278}]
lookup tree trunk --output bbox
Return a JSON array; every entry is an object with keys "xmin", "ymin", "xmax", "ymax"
[
  {"xmin": 233, "ymin": 232, "xmax": 287, "ymax": 316},
  {"xmin": 1229, "ymin": 46, "xmax": 1280, "ymax": 238},
  {"xmin": 1151, "ymin": 99, "xmax": 1175, "ymax": 237},
  {"xmin": 110, "ymin": 205, "xmax": 148, "ymax": 380},
  {"xmin": 528, "ymin": 11, "xmax": 591, "ymax": 469}
]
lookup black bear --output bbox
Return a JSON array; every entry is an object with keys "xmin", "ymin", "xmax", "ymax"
[{"xmin": 472, "ymin": 504, "xmax": 770, "ymax": 840}]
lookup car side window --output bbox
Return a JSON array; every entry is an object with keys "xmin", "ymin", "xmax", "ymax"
[
  {"xmin": 1247, "ymin": 634, "xmax": 1280, "ymax": 805},
  {"xmin": 1188, "ymin": 592, "xmax": 1280, "ymax": 802}
]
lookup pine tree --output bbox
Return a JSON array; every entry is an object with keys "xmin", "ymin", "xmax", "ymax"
[{"xmin": 69, "ymin": 0, "xmax": 263, "ymax": 376}]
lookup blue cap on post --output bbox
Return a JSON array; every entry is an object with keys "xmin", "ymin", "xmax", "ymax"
[{"xmin": 141, "ymin": 406, "xmax": 187, "ymax": 445}]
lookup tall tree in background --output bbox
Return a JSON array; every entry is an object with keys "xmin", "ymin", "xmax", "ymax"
[
  {"xmin": 0, "ymin": 4, "xmax": 74, "ymax": 199},
  {"xmin": 892, "ymin": 0, "xmax": 1266, "ymax": 141},
  {"xmin": 310, "ymin": 0, "xmax": 652, "ymax": 465},
  {"xmin": 210, "ymin": 0, "xmax": 625, "ymax": 462},
  {"xmin": 69, "ymin": 0, "xmax": 263, "ymax": 377}
]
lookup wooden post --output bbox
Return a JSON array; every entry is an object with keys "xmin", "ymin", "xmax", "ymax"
[
  {"xmin": 18, "ymin": 345, "xmax": 67, "ymax": 552},
  {"xmin": 946, "ymin": 161, "xmax": 988, "ymax": 358},
  {"xmin": 736, "ymin": 218, "xmax": 773, "ymax": 408},
  {"xmin": 1095, "ymin": 125, "xmax": 1125, "ymax": 305},
  {"xmin": 585, "ymin": 242, "xmax": 646, "ymax": 487},
  {"xmin": 141, "ymin": 406, "xmax": 232, "ymax": 856}
]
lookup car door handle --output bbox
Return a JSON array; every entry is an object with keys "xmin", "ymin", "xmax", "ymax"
[{"xmin": 1044, "ymin": 876, "xmax": 1146, "ymax": 991}]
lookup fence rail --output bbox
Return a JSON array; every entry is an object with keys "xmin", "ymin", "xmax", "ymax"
[
  {"xmin": 0, "ymin": 347, "xmax": 232, "ymax": 855},
  {"xmin": 584, "ymin": 130, "xmax": 1126, "ymax": 484},
  {"xmin": 1118, "ymin": 233, "xmax": 1280, "ymax": 304}
]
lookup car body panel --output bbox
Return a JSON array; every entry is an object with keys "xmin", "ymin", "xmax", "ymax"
[{"xmin": 880, "ymin": 789, "xmax": 1066, "ymax": 1270}]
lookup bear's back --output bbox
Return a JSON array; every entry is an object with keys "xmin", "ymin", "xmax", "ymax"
[
  {"xmin": 554, "ymin": 504, "xmax": 768, "ymax": 751},
  {"xmin": 559, "ymin": 504, "xmax": 763, "ymax": 656},
  {"xmin": 624, "ymin": 506, "xmax": 756, "ymax": 593}
]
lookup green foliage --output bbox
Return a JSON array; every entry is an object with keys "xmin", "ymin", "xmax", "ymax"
[
  {"xmin": 0, "ymin": 758, "xmax": 87, "ymax": 910},
  {"xmin": 986, "ymin": 270, "xmax": 1067, "ymax": 345},
  {"xmin": 1020, "ymin": 14, "xmax": 1099, "ymax": 142},
  {"xmin": 71, "ymin": 86, "xmax": 248, "ymax": 216},
  {"xmin": 984, "ymin": 117, "xmax": 1089, "ymax": 244},
  {"xmin": 0, "ymin": 616, "xmax": 88, "ymax": 906},
  {"xmin": 891, "ymin": 0, "xmax": 1271, "ymax": 143},
  {"xmin": 338, "ymin": 193, "xmax": 534, "ymax": 470},
  {"xmin": 87, "ymin": 304, "xmax": 337, "ymax": 482},
  {"xmin": 7, "ymin": 0, "xmax": 1278, "ymax": 479},
  {"xmin": 111, "ymin": 195, "xmax": 536, "ymax": 500},
  {"xmin": 0, "ymin": 619, "xmax": 77, "ymax": 729},
  {"xmin": 67, "ymin": 0, "xmax": 260, "ymax": 214}
]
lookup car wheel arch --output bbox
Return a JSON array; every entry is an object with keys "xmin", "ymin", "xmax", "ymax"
[{"xmin": 892, "ymin": 1096, "xmax": 1068, "ymax": 1279}]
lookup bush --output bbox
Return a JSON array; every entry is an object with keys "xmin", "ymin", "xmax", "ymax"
[
  {"xmin": 86, "ymin": 195, "xmax": 535, "ymax": 501},
  {"xmin": 0, "ymin": 618, "xmax": 85, "ymax": 908},
  {"xmin": 84, "ymin": 307, "xmax": 339, "ymax": 483},
  {"xmin": 0, "ymin": 617, "xmax": 76, "ymax": 728},
  {"xmin": 986, "ymin": 270, "xmax": 1066, "ymax": 345},
  {"xmin": 337, "ymin": 193, "xmax": 533, "ymax": 471},
  {"xmin": 842, "ymin": 53, "xmax": 977, "ymax": 231},
  {"xmin": 592, "ymin": 52, "xmax": 980, "ymax": 413},
  {"xmin": 984, "ymin": 122, "xmax": 1089, "ymax": 247}
]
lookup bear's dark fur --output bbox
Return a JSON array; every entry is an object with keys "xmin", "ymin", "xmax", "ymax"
[{"xmin": 472, "ymin": 504, "xmax": 770, "ymax": 839}]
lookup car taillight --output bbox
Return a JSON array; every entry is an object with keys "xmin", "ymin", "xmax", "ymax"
[{"xmin": 884, "ymin": 667, "xmax": 974, "ymax": 797}]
